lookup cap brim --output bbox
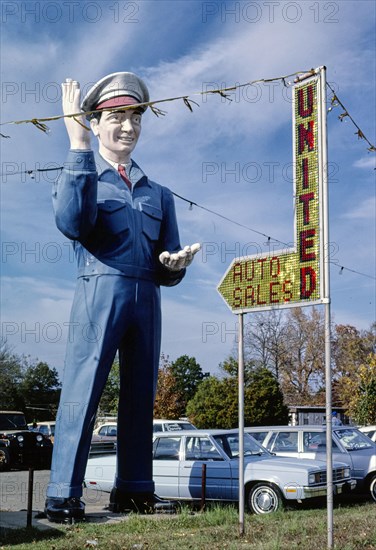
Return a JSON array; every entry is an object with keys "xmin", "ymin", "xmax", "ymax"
[{"xmin": 95, "ymin": 95, "xmax": 140, "ymax": 110}]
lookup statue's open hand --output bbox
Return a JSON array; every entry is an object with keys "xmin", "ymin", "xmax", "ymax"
[{"xmin": 159, "ymin": 243, "xmax": 201, "ymax": 271}]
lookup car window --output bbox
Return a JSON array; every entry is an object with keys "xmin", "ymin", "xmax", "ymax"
[
  {"xmin": 176, "ymin": 422, "xmax": 195, "ymax": 430},
  {"xmin": 247, "ymin": 431, "xmax": 268, "ymax": 444},
  {"xmin": 108, "ymin": 427, "xmax": 117, "ymax": 436},
  {"xmin": 153, "ymin": 437, "xmax": 180, "ymax": 460},
  {"xmin": 185, "ymin": 436, "xmax": 223, "ymax": 461},
  {"xmin": 334, "ymin": 428, "xmax": 373, "ymax": 450},
  {"xmin": 303, "ymin": 431, "xmax": 339, "ymax": 452},
  {"xmin": 270, "ymin": 431, "xmax": 298, "ymax": 452},
  {"xmin": 214, "ymin": 433, "xmax": 268, "ymax": 458},
  {"xmin": 164, "ymin": 422, "xmax": 188, "ymax": 431},
  {"xmin": 39, "ymin": 426, "xmax": 48, "ymax": 435},
  {"xmin": 153, "ymin": 424, "xmax": 163, "ymax": 433}
]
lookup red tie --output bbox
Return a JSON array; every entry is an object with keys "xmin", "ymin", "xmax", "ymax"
[{"xmin": 118, "ymin": 164, "xmax": 132, "ymax": 191}]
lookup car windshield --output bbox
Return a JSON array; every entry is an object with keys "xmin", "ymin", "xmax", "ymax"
[
  {"xmin": 334, "ymin": 428, "xmax": 373, "ymax": 450},
  {"xmin": 0, "ymin": 413, "xmax": 27, "ymax": 430},
  {"xmin": 213, "ymin": 433, "xmax": 269, "ymax": 458}
]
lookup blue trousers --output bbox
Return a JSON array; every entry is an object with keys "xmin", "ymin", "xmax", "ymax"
[{"xmin": 47, "ymin": 274, "xmax": 161, "ymax": 498}]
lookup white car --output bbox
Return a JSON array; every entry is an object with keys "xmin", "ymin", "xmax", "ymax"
[
  {"xmin": 245, "ymin": 425, "xmax": 376, "ymax": 501},
  {"xmin": 84, "ymin": 429, "xmax": 355, "ymax": 514},
  {"xmin": 152, "ymin": 419, "xmax": 196, "ymax": 432},
  {"xmin": 359, "ymin": 426, "xmax": 376, "ymax": 443},
  {"xmin": 92, "ymin": 419, "xmax": 196, "ymax": 439}
]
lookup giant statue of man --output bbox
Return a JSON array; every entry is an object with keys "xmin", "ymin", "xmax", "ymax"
[{"xmin": 45, "ymin": 72, "xmax": 200, "ymax": 522}]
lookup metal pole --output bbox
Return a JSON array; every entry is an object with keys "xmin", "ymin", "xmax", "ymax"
[
  {"xmin": 318, "ymin": 65, "xmax": 333, "ymax": 549},
  {"xmin": 201, "ymin": 463, "xmax": 207, "ymax": 511},
  {"xmin": 238, "ymin": 312, "xmax": 245, "ymax": 536},
  {"xmin": 27, "ymin": 468, "xmax": 34, "ymax": 528}
]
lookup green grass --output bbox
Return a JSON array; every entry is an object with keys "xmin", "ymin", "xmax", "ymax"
[{"xmin": 1, "ymin": 501, "xmax": 375, "ymax": 550}]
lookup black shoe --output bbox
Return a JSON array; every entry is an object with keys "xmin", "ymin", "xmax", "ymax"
[
  {"xmin": 44, "ymin": 497, "xmax": 85, "ymax": 523},
  {"xmin": 109, "ymin": 488, "xmax": 178, "ymax": 514}
]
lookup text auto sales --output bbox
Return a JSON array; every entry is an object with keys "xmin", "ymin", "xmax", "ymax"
[{"xmin": 231, "ymin": 80, "xmax": 319, "ymax": 308}]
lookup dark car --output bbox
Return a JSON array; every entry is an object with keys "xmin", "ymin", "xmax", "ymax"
[{"xmin": 0, "ymin": 411, "xmax": 53, "ymax": 471}]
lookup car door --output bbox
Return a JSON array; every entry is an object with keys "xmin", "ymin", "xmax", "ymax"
[
  {"xmin": 266, "ymin": 430, "xmax": 299, "ymax": 458},
  {"xmin": 178, "ymin": 435, "xmax": 232, "ymax": 501},
  {"xmin": 152, "ymin": 435, "xmax": 181, "ymax": 498}
]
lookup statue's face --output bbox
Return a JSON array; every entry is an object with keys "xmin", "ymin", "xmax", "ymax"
[{"xmin": 90, "ymin": 109, "xmax": 142, "ymax": 163}]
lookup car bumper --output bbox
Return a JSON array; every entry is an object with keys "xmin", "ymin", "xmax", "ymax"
[{"xmin": 284, "ymin": 479, "xmax": 356, "ymax": 500}]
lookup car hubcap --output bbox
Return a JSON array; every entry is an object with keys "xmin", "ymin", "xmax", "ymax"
[
  {"xmin": 370, "ymin": 477, "xmax": 376, "ymax": 502},
  {"xmin": 252, "ymin": 487, "xmax": 278, "ymax": 513}
]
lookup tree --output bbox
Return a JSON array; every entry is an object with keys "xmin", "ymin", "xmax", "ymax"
[
  {"xmin": 19, "ymin": 361, "xmax": 61, "ymax": 421},
  {"xmin": 154, "ymin": 355, "xmax": 184, "ymax": 419},
  {"xmin": 0, "ymin": 341, "xmax": 25, "ymax": 411},
  {"xmin": 186, "ymin": 361, "xmax": 288, "ymax": 429},
  {"xmin": 244, "ymin": 310, "xmax": 288, "ymax": 380},
  {"xmin": 186, "ymin": 376, "xmax": 238, "ymax": 429},
  {"xmin": 220, "ymin": 355, "xmax": 258, "ymax": 383},
  {"xmin": 245, "ymin": 367, "xmax": 289, "ymax": 426},
  {"xmin": 98, "ymin": 359, "xmax": 120, "ymax": 416},
  {"xmin": 169, "ymin": 355, "xmax": 208, "ymax": 416},
  {"xmin": 340, "ymin": 354, "xmax": 376, "ymax": 424},
  {"xmin": 331, "ymin": 323, "xmax": 375, "ymax": 411},
  {"xmin": 278, "ymin": 307, "xmax": 326, "ymax": 405}
]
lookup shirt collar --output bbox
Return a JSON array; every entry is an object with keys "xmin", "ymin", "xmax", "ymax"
[{"xmin": 99, "ymin": 153, "xmax": 149, "ymax": 188}]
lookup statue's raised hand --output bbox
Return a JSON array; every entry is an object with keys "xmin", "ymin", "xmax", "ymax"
[{"xmin": 62, "ymin": 78, "xmax": 91, "ymax": 150}]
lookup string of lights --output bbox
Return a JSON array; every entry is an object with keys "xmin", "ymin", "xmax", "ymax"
[
  {"xmin": 172, "ymin": 191, "xmax": 376, "ymax": 281},
  {"xmin": 1, "ymin": 70, "xmax": 374, "ymax": 281},
  {"xmin": 326, "ymin": 82, "xmax": 376, "ymax": 153},
  {"xmin": 0, "ymin": 162, "xmax": 373, "ymax": 281},
  {"xmin": 0, "ymin": 69, "xmax": 308, "ymax": 138},
  {"xmin": 1, "ymin": 70, "xmax": 374, "ymax": 154}
]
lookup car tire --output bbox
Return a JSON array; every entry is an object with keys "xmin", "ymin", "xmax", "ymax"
[
  {"xmin": 369, "ymin": 474, "xmax": 376, "ymax": 502},
  {"xmin": 247, "ymin": 482, "xmax": 284, "ymax": 514},
  {"xmin": 0, "ymin": 448, "xmax": 11, "ymax": 471}
]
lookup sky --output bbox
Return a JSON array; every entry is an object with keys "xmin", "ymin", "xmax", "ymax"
[{"xmin": 1, "ymin": 0, "xmax": 375, "ymax": 379}]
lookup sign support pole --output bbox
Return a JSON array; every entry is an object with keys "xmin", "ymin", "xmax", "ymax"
[
  {"xmin": 318, "ymin": 66, "xmax": 333, "ymax": 550},
  {"xmin": 218, "ymin": 65, "xmax": 333, "ymax": 546},
  {"xmin": 238, "ymin": 312, "xmax": 245, "ymax": 536}
]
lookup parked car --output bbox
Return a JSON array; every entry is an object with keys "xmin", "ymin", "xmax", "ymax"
[
  {"xmin": 359, "ymin": 426, "xmax": 376, "ymax": 443},
  {"xmin": 28, "ymin": 421, "xmax": 55, "ymax": 442},
  {"xmin": 92, "ymin": 423, "xmax": 117, "ymax": 442},
  {"xmin": 245, "ymin": 425, "xmax": 376, "ymax": 501},
  {"xmin": 0, "ymin": 411, "xmax": 53, "ymax": 471},
  {"xmin": 153, "ymin": 419, "xmax": 196, "ymax": 433},
  {"xmin": 91, "ymin": 419, "xmax": 196, "ymax": 443},
  {"xmin": 84, "ymin": 429, "xmax": 355, "ymax": 514}
]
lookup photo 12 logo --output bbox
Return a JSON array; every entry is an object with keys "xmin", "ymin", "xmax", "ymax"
[
  {"xmin": 201, "ymin": 2, "xmax": 340, "ymax": 24},
  {"xmin": 1, "ymin": 2, "xmax": 140, "ymax": 24}
]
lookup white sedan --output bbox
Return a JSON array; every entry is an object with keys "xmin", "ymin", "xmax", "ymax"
[{"xmin": 84, "ymin": 430, "xmax": 355, "ymax": 514}]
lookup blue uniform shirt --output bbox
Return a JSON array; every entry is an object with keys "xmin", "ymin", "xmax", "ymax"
[{"xmin": 53, "ymin": 150, "xmax": 185, "ymax": 286}]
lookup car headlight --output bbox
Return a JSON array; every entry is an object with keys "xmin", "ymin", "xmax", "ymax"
[
  {"xmin": 36, "ymin": 434, "xmax": 43, "ymax": 442},
  {"xmin": 344, "ymin": 468, "xmax": 350, "ymax": 478},
  {"xmin": 17, "ymin": 435, "xmax": 24, "ymax": 442},
  {"xmin": 308, "ymin": 472, "xmax": 322, "ymax": 484}
]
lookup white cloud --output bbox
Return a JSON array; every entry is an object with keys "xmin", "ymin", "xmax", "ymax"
[
  {"xmin": 353, "ymin": 156, "xmax": 376, "ymax": 170},
  {"xmin": 343, "ymin": 196, "xmax": 376, "ymax": 219}
]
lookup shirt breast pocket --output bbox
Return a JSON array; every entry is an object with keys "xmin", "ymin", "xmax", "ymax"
[
  {"xmin": 97, "ymin": 200, "xmax": 129, "ymax": 234},
  {"xmin": 140, "ymin": 203, "xmax": 162, "ymax": 241}
]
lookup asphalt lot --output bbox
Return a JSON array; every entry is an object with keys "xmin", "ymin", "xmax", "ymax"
[{"xmin": 0, "ymin": 468, "xmax": 123, "ymax": 531}]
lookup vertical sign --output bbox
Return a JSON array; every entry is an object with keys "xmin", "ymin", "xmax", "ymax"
[{"xmin": 218, "ymin": 70, "xmax": 328, "ymax": 312}]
